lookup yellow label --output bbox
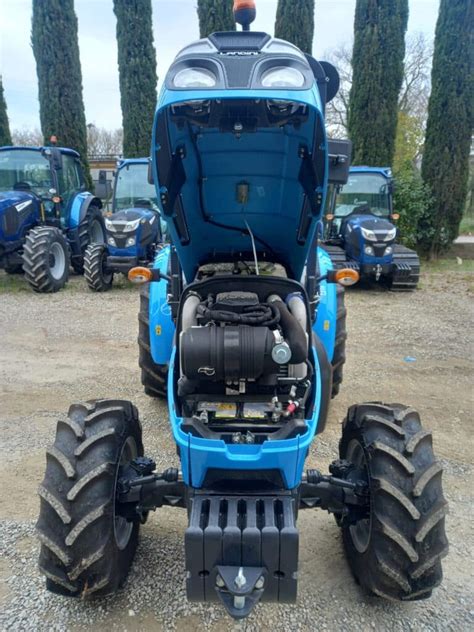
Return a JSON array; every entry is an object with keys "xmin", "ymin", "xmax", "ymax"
[
  {"xmin": 155, "ymin": 325, "xmax": 162, "ymax": 336},
  {"xmin": 323, "ymin": 320, "xmax": 330, "ymax": 331}
]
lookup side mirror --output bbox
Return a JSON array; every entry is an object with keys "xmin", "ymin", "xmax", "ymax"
[
  {"xmin": 328, "ymin": 139, "xmax": 352, "ymax": 185},
  {"xmin": 49, "ymin": 147, "xmax": 63, "ymax": 171},
  {"xmin": 147, "ymin": 160, "xmax": 154, "ymax": 185}
]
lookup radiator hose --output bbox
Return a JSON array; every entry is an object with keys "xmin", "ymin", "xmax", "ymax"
[{"xmin": 267, "ymin": 295, "xmax": 308, "ymax": 364}]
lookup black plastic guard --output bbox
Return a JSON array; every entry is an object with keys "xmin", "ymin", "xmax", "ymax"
[{"xmin": 185, "ymin": 493, "xmax": 298, "ymax": 612}]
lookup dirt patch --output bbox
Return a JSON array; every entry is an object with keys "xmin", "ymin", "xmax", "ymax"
[{"xmin": 0, "ymin": 268, "xmax": 472, "ymax": 631}]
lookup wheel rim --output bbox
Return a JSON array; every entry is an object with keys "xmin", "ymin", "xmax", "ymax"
[
  {"xmin": 48, "ymin": 242, "xmax": 66, "ymax": 280},
  {"xmin": 114, "ymin": 436, "xmax": 138, "ymax": 550},
  {"xmin": 90, "ymin": 219, "xmax": 104, "ymax": 244},
  {"xmin": 346, "ymin": 439, "xmax": 372, "ymax": 553}
]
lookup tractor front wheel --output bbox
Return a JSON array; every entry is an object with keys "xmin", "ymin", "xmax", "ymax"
[
  {"xmin": 84, "ymin": 244, "xmax": 114, "ymax": 292},
  {"xmin": 22, "ymin": 226, "xmax": 70, "ymax": 293},
  {"xmin": 138, "ymin": 284, "xmax": 168, "ymax": 397},
  {"xmin": 72, "ymin": 206, "xmax": 105, "ymax": 274},
  {"xmin": 339, "ymin": 402, "xmax": 448, "ymax": 601},
  {"xmin": 36, "ymin": 399, "xmax": 143, "ymax": 597}
]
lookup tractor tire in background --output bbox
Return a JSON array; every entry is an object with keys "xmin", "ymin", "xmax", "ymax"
[
  {"xmin": 339, "ymin": 402, "xmax": 449, "ymax": 601},
  {"xmin": 72, "ymin": 205, "xmax": 106, "ymax": 274},
  {"xmin": 84, "ymin": 244, "xmax": 114, "ymax": 292},
  {"xmin": 138, "ymin": 284, "xmax": 168, "ymax": 398},
  {"xmin": 36, "ymin": 399, "xmax": 143, "ymax": 597},
  {"xmin": 22, "ymin": 226, "xmax": 70, "ymax": 293},
  {"xmin": 331, "ymin": 284, "xmax": 347, "ymax": 398}
]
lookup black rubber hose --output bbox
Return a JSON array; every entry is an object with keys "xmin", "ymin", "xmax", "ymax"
[{"xmin": 271, "ymin": 299, "xmax": 308, "ymax": 364}]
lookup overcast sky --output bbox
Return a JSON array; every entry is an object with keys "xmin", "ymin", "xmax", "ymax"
[{"xmin": 0, "ymin": 0, "xmax": 440, "ymax": 131}]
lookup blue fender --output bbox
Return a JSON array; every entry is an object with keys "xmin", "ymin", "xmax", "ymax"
[
  {"xmin": 69, "ymin": 192, "xmax": 102, "ymax": 229},
  {"xmin": 149, "ymin": 246, "xmax": 175, "ymax": 365},
  {"xmin": 313, "ymin": 246, "xmax": 337, "ymax": 363}
]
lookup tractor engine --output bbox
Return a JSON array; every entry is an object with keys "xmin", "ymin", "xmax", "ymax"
[{"xmin": 177, "ymin": 283, "xmax": 313, "ymax": 447}]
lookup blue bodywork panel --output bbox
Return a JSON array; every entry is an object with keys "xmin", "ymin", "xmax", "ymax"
[
  {"xmin": 0, "ymin": 192, "xmax": 38, "ymax": 244},
  {"xmin": 152, "ymin": 88, "xmax": 327, "ymax": 283},
  {"xmin": 313, "ymin": 247, "xmax": 337, "ymax": 363}
]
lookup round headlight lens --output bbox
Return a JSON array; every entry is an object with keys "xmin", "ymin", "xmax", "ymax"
[
  {"xmin": 174, "ymin": 68, "xmax": 217, "ymax": 89},
  {"xmin": 261, "ymin": 66, "xmax": 305, "ymax": 88}
]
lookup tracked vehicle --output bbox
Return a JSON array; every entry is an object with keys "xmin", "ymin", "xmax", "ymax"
[{"xmin": 37, "ymin": 1, "xmax": 448, "ymax": 620}]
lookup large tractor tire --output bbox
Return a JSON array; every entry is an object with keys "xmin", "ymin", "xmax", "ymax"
[
  {"xmin": 138, "ymin": 284, "xmax": 168, "ymax": 398},
  {"xmin": 339, "ymin": 402, "xmax": 448, "ymax": 601},
  {"xmin": 331, "ymin": 284, "xmax": 347, "ymax": 398},
  {"xmin": 22, "ymin": 226, "xmax": 70, "ymax": 293},
  {"xmin": 84, "ymin": 244, "xmax": 114, "ymax": 292},
  {"xmin": 72, "ymin": 205, "xmax": 105, "ymax": 274},
  {"xmin": 36, "ymin": 400, "xmax": 143, "ymax": 598}
]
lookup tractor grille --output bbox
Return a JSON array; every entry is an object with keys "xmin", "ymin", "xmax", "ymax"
[{"xmin": 1, "ymin": 206, "xmax": 19, "ymax": 236}]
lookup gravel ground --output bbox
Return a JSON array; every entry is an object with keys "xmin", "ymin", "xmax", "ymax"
[{"xmin": 0, "ymin": 268, "xmax": 473, "ymax": 631}]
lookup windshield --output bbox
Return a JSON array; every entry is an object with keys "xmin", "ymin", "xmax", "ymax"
[
  {"xmin": 114, "ymin": 163, "xmax": 159, "ymax": 212},
  {"xmin": 0, "ymin": 149, "xmax": 52, "ymax": 196},
  {"xmin": 334, "ymin": 173, "xmax": 391, "ymax": 219}
]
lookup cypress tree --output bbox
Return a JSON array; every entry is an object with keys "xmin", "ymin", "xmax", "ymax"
[
  {"xmin": 419, "ymin": 0, "xmax": 474, "ymax": 257},
  {"xmin": 197, "ymin": 0, "xmax": 235, "ymax": 38},
  {"xmin": 348, "ymin": 0, "xmax": 408, "ymax": 167},
  {"xmin": 0, "ymin": 77, "xmax": 12, "ymax": 146},
  {"xmin": 31, "ymin": 0, "xmax": 92, "ymax": 188},
  {"xmin": 113, "ymin": 0, "xmax": 157, "ymax": 158},
  {"xmin": 274, "ymin": 0, "xmax": 315, "ymax": 54}
]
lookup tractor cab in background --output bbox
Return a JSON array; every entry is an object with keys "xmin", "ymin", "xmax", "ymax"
[
  {"xmin": 323, "ymin": 166, "xmax": 420, "ymax": 290},
  {"xmin": 0, "ymin": 145, "xmax": 104, "ymax": 291},
  {"xmin": 84, "ymin": 158, "xmax": 165, "ymax": 291}
]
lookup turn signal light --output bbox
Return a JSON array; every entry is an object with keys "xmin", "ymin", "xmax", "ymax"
[
  {"xmin": 391, "ymin": 213, "xmax": 400, "ymax": 221},
  {"xmin": 325, "ymin": 214, "xmax": 335, "ymax": 221},
  {"xmin": 128, "ymin": 267, "xmax": 153, "ymax": 284},
  {"xmin": 335, "ymin": 268, "xmax": 359, "ymax": 287}
]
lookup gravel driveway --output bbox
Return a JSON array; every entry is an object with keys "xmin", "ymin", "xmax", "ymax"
[{"xmin": 0, "ymin": 268, "xmax": 472, "ymax": 631}]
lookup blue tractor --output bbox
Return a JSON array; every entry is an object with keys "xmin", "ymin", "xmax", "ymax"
[
  {"xmin": 323, "ymin": 166, "xmax": 420, "ymax": 290},
  {"xmin": 83, "ymin": 158, "xmax": 165, "ymax": 291},
  {"xmin": 0, "ymin": 145, "xmax": 105, "ymax": 292},
  {"xmin": 37, "ymin": 1, "xmax": 447, "ymax": 619}
]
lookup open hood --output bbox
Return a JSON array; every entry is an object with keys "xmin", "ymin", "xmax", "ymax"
[{"xmin": 152, "ymin": 32, "xmax": 331, "ymax": 282}]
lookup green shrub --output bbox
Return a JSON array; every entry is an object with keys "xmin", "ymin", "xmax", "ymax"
[{"xmin": 394, "ymin": 164, "xmax": 433, "ymax": 250}]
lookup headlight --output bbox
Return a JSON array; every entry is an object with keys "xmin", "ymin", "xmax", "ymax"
[
  {"xmin": 384, "ymin": 227, "xmax": 397, "ymax": 241},
  {"xmin": 364, "ymin": 245, "xmax": 374, "ymax": 256},
  {"xmin": 126, "ymin": 236, "xmax": 136, "ymax": 247},
  {"xmin": 105, "ymin": 218, "xmax": 116, "ymax": 232},
  {"xmin": 123, "ymin": 219, "xmax": 141, "ymax": 233},
  {"xmin": 361, "ymin": 227, "xmax": 377, "ymax": 242},
  {"xmin": 107, "ymin": 236, "xmax": 116, "ymax": 247},
  {"xmin": 174, "ymin": 67, "xmax": 217, "ymax": 89},
  {"xmin": 261, "ymin": 66, "xmax": 305, "ymax": 88},
  {"xmin": 385, "ymin": 246, "xmax": 393, "ymax": 256}
]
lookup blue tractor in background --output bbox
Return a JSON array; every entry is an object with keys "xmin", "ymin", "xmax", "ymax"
[
  {"xmin": 0, "ymin": 145, "xmax": 105, "ymax": 292},
  {"xmin": 84, "ymin": 158, "xmax": 165, "ymax": 291},
  {"xmin": 322, "ymin": 166, "xmax": 420, "ymax": 290},
  {"xmin": 37, "ymin": 1, "xmax": 447, "ymax": 620}
]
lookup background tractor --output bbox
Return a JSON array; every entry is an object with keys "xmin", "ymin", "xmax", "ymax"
[
  {"xmin": 84, "ymin": 158, "xmax": 165, "ymax": 292},
  {"xmin": 37, "ymin": 1, "xmax": 447, "ymax": 620},
  {"xmin": 323, "ymin": 166, "xmax": 420, "ymax": 290},
  {"xmin": 0, "ymin": 145, "xmax": 105, "ymax": 292}
]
